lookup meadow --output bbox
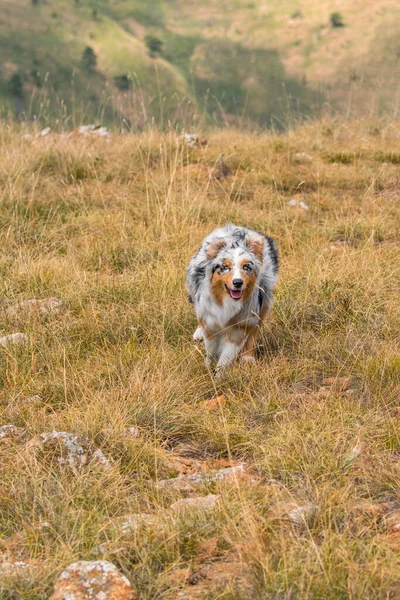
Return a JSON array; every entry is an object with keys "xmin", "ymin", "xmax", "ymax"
[{"xmin": 0, "ymin": 119, "xmax": 400, "ymax": 599}]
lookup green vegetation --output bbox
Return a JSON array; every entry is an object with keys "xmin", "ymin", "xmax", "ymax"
[
  {"xmin": 0, "ymin": 0, "xmax": 397, "ymax": 127},
  {"xmin": 330, "ymin": 11, "xmax": 345, "ymax": 28}
]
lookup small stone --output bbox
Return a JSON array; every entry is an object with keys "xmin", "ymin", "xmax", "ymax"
[
  {"xmin": 157, "ymin": 465, "xmax": 246, "ymax": 491},
  {"xmin": 287, "ymin": 198, "xmax": 309, "ymax": 210},
  {"xmin": 50, "ymin": 560, "xmax": 135, "ymax": 599},
  {"xmin": 0, "ymin": 559, "xmax": 42, "ymax": 580},
  {"xmin": 6, "ymin": 298, "xmax": 64, "ymax": 317},
  {"xmin": 36, "ymin": 127, "xmax": 51, "ymax": 137},
  {"xmin": 27, "ymin": 431, "xmax": 112, "ymax": 472},
  {"xmin": 170, "ymin": 495, "xmax": 220, "ymax": 514},
  {"xmin": 294, "ymin": 151, "xmax": 312, "ymax": 162},
  {"xmin": 177, "ymin": 133, "xmax": 198, "ymax": 149},
  {"xmin": 0, "ymin": 333, "xmax": 28, "ymax": 347},
  {"xmin": 270, "ymin": 501, "xmax": 317, "ymax": 525},
  {"xmin": 116, "ymin": 513, "xmax": 159, "ymax": 536},
  {"xmin": 121, "ymin": 427, "xmax": 141, "ymax": 440},
  {"xmin": 0, "ymin": 425, "xmax": 26, "ymax": 441}
]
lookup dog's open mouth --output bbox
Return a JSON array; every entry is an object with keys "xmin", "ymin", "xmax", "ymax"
[{"xmin": 226, "ymin": 286, "xmax": 243, "ymax": 300}]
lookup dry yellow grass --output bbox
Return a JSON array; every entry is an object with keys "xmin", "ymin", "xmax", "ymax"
[{"xmin": 0, "ymin": 119, "xmax": 400, "ymax": 599}]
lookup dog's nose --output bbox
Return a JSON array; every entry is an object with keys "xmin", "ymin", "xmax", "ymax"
[{"xmin": 232, "ymin": 278, "xmax": 243, "ymax": 289}]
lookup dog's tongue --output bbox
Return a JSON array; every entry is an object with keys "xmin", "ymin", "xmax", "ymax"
[{"xmin": 229, "ymin": 289, "xmax": 243, "ymax": 300}]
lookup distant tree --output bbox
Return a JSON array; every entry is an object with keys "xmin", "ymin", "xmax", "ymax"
[
  {"xmin": 92, "ymin": 8, "xmax": 98, "ymax": 20},
  {"xmin": 330, "ymin": 12, "xmax": 345, "ymax": 27},
  {"xmin": 82, "ymin": 46, "xmax": 97, "ymax": 71},
  {"xmin": 144, "ymin": 35, "xmax": 163, "ymax": 58},
  {"xmin": 31, "ymin": 0, "xmax": 40, "ymax": 5},
  {"xmin": 114, "ymin": 74, "xmax": 131, "ymax": 91},
  {"xmin": 8, "ymin": 73, "xmax": 24, "ymax": 98}
]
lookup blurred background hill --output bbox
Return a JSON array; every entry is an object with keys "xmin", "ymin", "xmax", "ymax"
[{"xmin": 1, "ymin": 0, "xmax": 399, "ymax": 128}]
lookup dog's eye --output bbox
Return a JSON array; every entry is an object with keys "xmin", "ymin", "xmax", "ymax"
[
  {"xmin": 220, "ymin": 264, "xmax": 230, "ymax": 273},
  {"xmin": 243, "ymin": 263, "xmax": 252, "ymax": 272}
]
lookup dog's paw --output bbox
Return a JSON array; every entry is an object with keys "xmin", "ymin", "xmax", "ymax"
[{"xmin": 193, "ymin": 326, "xmax": 204, "ymax": 342}]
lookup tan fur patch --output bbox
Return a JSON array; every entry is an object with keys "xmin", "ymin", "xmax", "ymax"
[
  {"xmin": 206, "ymin": 239, "xmax": 227, "ymax": 260},
  {"xmin": 246, "ymin": 234, "xmax": 264, "ymax": 261}
]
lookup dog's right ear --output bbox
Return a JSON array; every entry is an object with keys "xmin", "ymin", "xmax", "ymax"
[{"xmin": 206, "ymin": 239, "xmax": 226, "ymax": 260}]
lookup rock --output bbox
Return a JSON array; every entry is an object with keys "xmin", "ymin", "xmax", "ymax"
[
  {"xmin": 36, "ymin": 127, "xmax": 51, "ymax": 138},
  {"xmin": 27, "ymin": 431, "xmax": 112, "ymax": 472},
  {"xmin": 203, "ymin": 395, "xmax": 226, "ymax": 410},
  {"xmin": 5, "ymin": 298, "xmax": 64, "ymax": 317},
  {"xmin": 121, "ymin": 427, "xmax": 142, "ymax": 440},
  {"xmin": 0, "ymin": 558, "xmax": 42, "ymax": 580},
  {"xmin": 177, "ymin": 133, "xmax": 199, "ymax": 149},
  {"xmin": 77, "ymin": 124, "xmax": 110, "ymax": 137},
  {"xmin": 0, "ymin": 333, "xmax": 28, "ymax": 347},
  {"xmin": 50, "ymin": 560, "xmax": 135, "ymax": 600},
  {"xmin": 170, "ymin": 494, "xmax": 220, "ymax": 514},
  {"xmin": 287, "ymin": 198, "xmax": 309, "ymax": 210},
  {"xmin": 270, "ymin": 501, "xmax": 318, "ymax": 525},
  {"xmin": 294, "ymin": 151, "xmax": 312, "ymax": 162},
  {"xmin": 0, "ymin": 424, "xmax": 26, "ymax": 441},
  {"xmin": 116, "ymin": 513, "xmax": 159, "ymax": 536},
  {"xmin": 157, "ymin": 465, "xmax": 246, "ymax": 491}
]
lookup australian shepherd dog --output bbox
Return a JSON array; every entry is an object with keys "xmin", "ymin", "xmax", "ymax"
[{"xmin": 186, "ymin": 224, "xmax": 278, "ymax": 376}]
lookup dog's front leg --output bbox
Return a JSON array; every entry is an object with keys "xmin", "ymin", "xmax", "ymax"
[
  {"xmin": 203, "ymin": 335, "xmax": 218, "ymax": 368},
  {"xmin": 215, "ymin": 339, "xmax": 241, "ymax": 378}
]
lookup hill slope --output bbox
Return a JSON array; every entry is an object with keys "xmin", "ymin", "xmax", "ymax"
[{"xmin": 0, "ymin": 0, "xmax": 399, "ymax": 126}]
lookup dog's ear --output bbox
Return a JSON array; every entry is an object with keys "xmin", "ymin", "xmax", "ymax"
[
  {"xmin": 246, "ymin": 233, "xmax": 264, "ymax": 261},
  {"xmin": 206, "ymin": 239, "xmax": 226, "ymax": 260}
]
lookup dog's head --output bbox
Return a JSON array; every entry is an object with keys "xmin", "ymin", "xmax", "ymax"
[{"xmin": 206, "ymin": 233, "xmax": 264, "ymax": 304}]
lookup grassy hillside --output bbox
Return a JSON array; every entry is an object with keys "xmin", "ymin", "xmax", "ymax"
[
  {"xmin": 1, "ymin": 0, "xmax": 399, "ymax": 127},
  {"xmin": 0, "ymin": 118, "xmax": 400, "ymax": 598}
]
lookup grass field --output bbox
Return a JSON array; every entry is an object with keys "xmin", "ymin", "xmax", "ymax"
[{"xmin": 0, "ymin": 119, "xmax": 400, "ymax": 598}]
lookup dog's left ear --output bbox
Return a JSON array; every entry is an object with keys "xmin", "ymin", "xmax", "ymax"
[
  {"xmin": 246, "ymin": 233, "xmax": 264, "ymax": 261},
  {"xmin": 206, "ymin": 239, "xmax": 226, "ymax": 260}
]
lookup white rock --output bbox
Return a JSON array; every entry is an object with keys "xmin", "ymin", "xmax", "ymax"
[
  {"xmin": 157, "ymin": 465, "xmax": 245, "ymax": 490},
  {"xmin": 28, "ymin": 431, "xmax": 112, "ymax": 471},
  {"xmin": 36, "ymin": 127, "xmax": 51, "ymax": 137},
  {"xmin": 0, "ymin": 333, "xmax": 28, "ymax": 347},
  {"xmin": 117, "ymin": 513, "xmax": 159, "ymax": 536},
  {"xmin": 294, "ymin": 151, "xmax": 312, "ymax": 162},
  {"xmin": 50, "ymin": 560, "xmax": 134, "ymax": 600},
  {"xmin": 0, "ymin": 424, "xmax": 26, "ymax": 440},
  {"xmin": 287, "ymin": 198, "xmax": 309, "ymax": 210},
  {"xmin": 288, "ymin": 503, "xmax": 318, "ymax": 524},
  {"xmin": 177, "ymin": 133, "xmax": 198, "ymax": 149},
  {"xmin": 5, "ymin": 298, "xmax": 64, "ymax": 317}
]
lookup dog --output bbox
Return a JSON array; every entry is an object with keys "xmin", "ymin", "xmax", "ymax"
[{"xmin": 186, "ymin": 224, "xmax": 278, "ymax": 376}]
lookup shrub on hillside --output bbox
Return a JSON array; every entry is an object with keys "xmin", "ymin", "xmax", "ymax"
[
  {"xmin": 330, "ymin": 12, "xmax": 345, "ymax": 28},
  {"xmin": 82, "ymin": 46, "xmax": 97, "ymax": 71},
  {"xmin": 145, "ymin": 35, "xmax": 163, "ymax": 58},
  {"xmin": 114, "ymin": 74, "xmax": 131, "ymax": 91},
  {"xmin": 8, "ymin": 73, "xmax": 24, "ymax": 98}
]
